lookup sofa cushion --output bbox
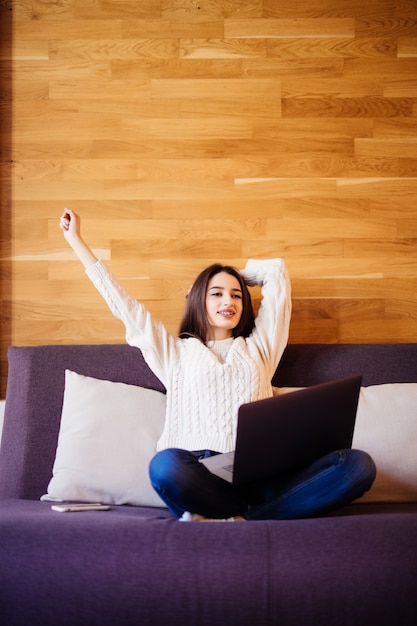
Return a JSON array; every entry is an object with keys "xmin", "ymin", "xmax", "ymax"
[
  {"xmin": 353, "ymin": 383, "xmax": 417, "ymax": 503},
  {"xmin": 1, "ymin": 499, "xmax": 417, "ymax": 626},
  {"xmin": 41, "ymin": 370, "xmax": 166, "ymax": 507}
]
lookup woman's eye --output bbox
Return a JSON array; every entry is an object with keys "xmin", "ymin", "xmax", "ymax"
[{"xmin": 209, "ymin": 291, "xmax": 241, "ymax": 298}]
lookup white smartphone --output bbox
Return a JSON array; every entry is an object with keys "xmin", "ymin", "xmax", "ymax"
[{"xmin": 51, "ymin": 503, "xmax": 111, "ymax": 513}]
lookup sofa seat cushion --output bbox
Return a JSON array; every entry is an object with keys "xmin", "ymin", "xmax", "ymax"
[{"xmin": 1, "ymin": 499, "xmax": 416, "ymax": 626}]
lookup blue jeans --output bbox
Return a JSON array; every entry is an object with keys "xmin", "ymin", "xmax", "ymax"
[{"xmin": 149, "ymin": 448, "xmax": 376, "ymax": 520}]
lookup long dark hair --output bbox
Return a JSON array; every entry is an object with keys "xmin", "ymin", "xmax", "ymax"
[{"xmin": 179, "ymin": 264, "xmax": 255, "ymax": 342}]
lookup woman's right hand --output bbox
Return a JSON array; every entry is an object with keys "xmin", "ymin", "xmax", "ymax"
[
  {"xmin": 59, "ymin": 207, "xmax": 81, "ymax": 244},
  {"xmin": 58, "ymin": 208, "xmax": 98, "ymax": 268}
]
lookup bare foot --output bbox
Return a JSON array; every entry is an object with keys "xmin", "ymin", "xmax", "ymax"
[{"xmin": 179, "ymin": 512, "xmax": 245, "ymax": 522}]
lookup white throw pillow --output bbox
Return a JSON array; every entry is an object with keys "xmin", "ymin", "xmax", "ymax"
[
  {"xmin": 353, "ymin": 383, "xmax": 417, "ymax": 503},
  {"xmin": 41, "ymin": 370, "xmax": 166, "ymax": 507},
  {"xmin": 274, "ymin": 383, "xmax": 417, "ymax": 503}
]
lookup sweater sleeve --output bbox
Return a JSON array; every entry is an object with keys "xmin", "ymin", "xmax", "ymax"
[
  {"xmin": 241, "ymin": 258, "xmax": 292, "ymax": 380},
  {"xmin": 85, "ymin": 260, "xmax": 177, "ymax": 386}
]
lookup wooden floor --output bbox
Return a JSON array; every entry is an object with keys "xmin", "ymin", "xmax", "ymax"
[{"xmin": 1, "ymin": 0, "xmax": 417, "ymax": 395}]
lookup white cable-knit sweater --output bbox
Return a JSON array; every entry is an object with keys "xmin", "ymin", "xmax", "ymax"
[{"xmin": 86, "ymin": 259, "xmax": 292, "ymax": 453}]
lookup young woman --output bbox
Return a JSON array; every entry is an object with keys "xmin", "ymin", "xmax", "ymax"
[{"xmin": 59, "ymin": 208, "xmax": 376, "ymax": 522}]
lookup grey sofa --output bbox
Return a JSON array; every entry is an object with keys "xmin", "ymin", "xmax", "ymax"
[{"xmin": 0, "ymin": 343, "xmax": 416, "ymax": 626}]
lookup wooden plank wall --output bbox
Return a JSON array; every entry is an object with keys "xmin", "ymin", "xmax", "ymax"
[{"xmin": 1, "ymin": 0, "xmax": 417, "ymax": 396}]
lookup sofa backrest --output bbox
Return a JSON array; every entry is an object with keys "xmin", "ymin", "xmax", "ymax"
[
  {"xmin": 271, "ymin": 343, "xmax": 417, "ymax": 387},
  {"xmin": 1, "ymin": 343, "xmax": 417, "ymax": 501}
]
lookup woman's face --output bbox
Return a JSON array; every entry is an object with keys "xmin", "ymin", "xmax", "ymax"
[{"xmin": 205, "ymin": 272, "xmax": 243, "ymax": 340}]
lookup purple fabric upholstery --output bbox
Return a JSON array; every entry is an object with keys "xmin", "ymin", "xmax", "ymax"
[
  {"xmin": 1, "ymin": 343, "xmax": 417, "ymax": 625},
  {"xmin": 0, "ymin": 499, "xmax": 416, "ymax": 626},
  {"xmin": 272, "ymin": 343, "xmax": 417, "ymax": 387}
]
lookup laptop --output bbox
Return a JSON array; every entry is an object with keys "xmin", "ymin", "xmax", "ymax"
[{"xmin": 200, "ymin": 375, "xmax": 362, "ymax": 485}]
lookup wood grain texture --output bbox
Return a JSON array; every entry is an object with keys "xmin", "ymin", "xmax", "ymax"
[{"xmin": 1, "ymin": 0, "xmax": 417, "ymax": 396}]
